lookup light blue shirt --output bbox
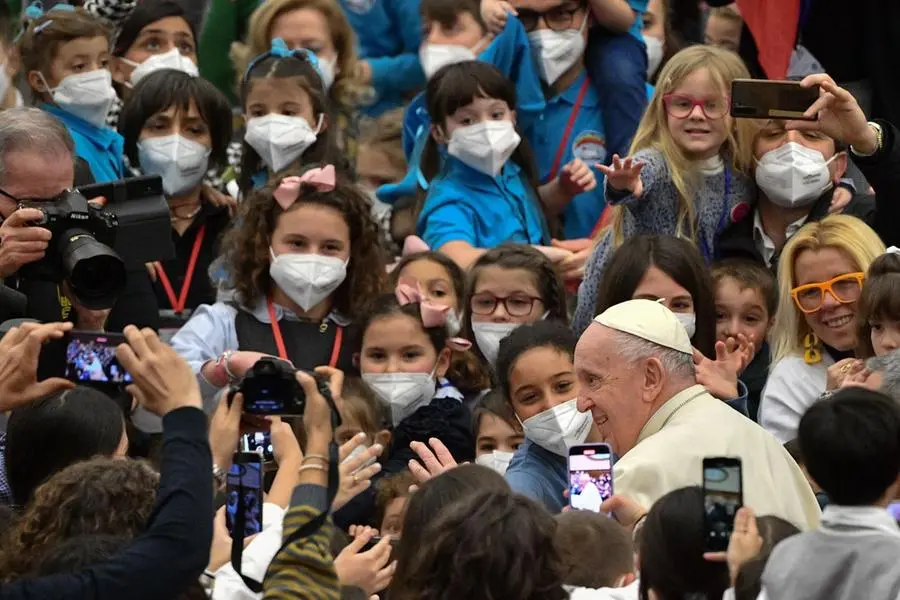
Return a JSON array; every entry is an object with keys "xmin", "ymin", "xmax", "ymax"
[
  {"xmin": 505, "ymin": 439, "xmax": 567, "ymax": 514},
  {"xmin": 42, "ymin": 103, "xmax": 124, "ymax": 184},
  {"xmin": 417, "ymin": 157, "xmax": 549, "ymax": 251}
]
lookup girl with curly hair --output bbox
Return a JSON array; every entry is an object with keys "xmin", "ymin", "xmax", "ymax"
[{"xmin": 171, "ymin": 164, "xmax": 386, "ymax": 409}]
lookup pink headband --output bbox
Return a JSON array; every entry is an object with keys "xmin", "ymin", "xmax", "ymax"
[
  {"xmin": 272, "ymin": 165, "xmax": 336, "ymax": 210},
  {"xmin": 395, "ymin": 277, "xmax": 471, "ymax": 351}
]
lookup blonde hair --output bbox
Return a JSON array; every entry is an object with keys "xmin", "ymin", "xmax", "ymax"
[
  {"xmin": 359, "ymin": 107, "xmax": 406, "ymax": 174},
  {"xmin": 230, "ymin": 0, "xmax": 365, "ymax": 109},
  {"xmin": 771, "ymin": 215, "xmax": 886, "ymax": 363},
  {"xmin": 606, "ymin": 45, "xmax": 757, "ymax": 247}
]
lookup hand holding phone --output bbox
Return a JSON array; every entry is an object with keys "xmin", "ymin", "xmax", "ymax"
[
  {"xmin": 703, "ymin": 457, "xmax": 743, "ymax": 552},
  {"xmin": 568, "ymin": 443, "xmax": 614, "ymax": 512}
]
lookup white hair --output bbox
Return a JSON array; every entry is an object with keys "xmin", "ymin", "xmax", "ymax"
[
  {"xmin": 612, "ymin": 329, "xmax": 696, "ymax": 380},
  {"xmin": 0, "ymin": 108, "xmax": 74, "ymax": 186},
  {"xmin": 866, "ymin": 350, "xmax": 900, "ymax": 402}
]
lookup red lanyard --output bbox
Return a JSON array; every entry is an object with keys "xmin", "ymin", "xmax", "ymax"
[
  {"xmin": 266, "ymin": 297, "xmax": 344, "ymax": 367},
  {"xmin": 548, "ymin": 78, "xmax": 591, "ymax": 181},
  {"xmin": 156, "ymin": 224, "xmax": 206, "ymax": 314}
]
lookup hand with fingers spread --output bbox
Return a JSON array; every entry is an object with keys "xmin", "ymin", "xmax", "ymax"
[
  {"xmin": 209, "ymin": 392, "xmax": 244, "ymax": 471},
  {"xmin": 703, "ymin": 507, "xmax": 763, "ymax": 585},
  {"xmin": 481, "ymin": 0, "xmax": 516, "ymax": 33},
  {"xmin": 693, "ymin": 336, "xmax": 755, "ymax": 401},
  {"xmin": 559, "ymin": 159, "xmax": 597, "ymax": 197},
  {"xmin": 0, "ymin": 321, "xmax": 74, "ymax": 412},
  {"xmin": 334, "ymin": 432, "xmax": 384, "ymax": 512},
  {"xmin": 335, "ymin": 527, "xmax": 397, "ymax": 595},
  {"xmin": 115, "ymin": 325, "xmax": 202, "ymax": 416},
  {"xmin": 408, "ymin": 437, "xmax": 460, "ymax": 484},
  {"xmin": 597, "ymin": 154, "xmax": 645, "ymax": 196},
  {"xmin": 786, "ymin": 74, "xmax": 874, "ymax": 152},
  {"xmin": 0, "ymin": 208, "xmax": 52, "ymax": 278}
]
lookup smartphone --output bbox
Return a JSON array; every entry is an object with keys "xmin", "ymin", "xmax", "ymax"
[
  {"xmin": 567, "ymin": 443, "xmax": 614, "ymax": 512},
  {"xmin": 63, "ymin": 331, "xmax": 133, "ymax": 385},
  {"xmin": 703, "ymin": 457, "xmax": 743, "ymax": 552},
  {"xmin": 730, "ymin": 79, "xmax": 820, "ymax": 120},
  {"xmin": 226, "ymin": 453, "xmax": 263, "ymax": 538},
  {"xmin": 241, "ymin": 431, "xmax": 274, "ymax": 463},
  {"xmin": 360, "ymin": 536, "xmax": 400, "ymax": 554}
]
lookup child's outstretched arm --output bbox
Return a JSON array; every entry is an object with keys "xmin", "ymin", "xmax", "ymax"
[
  {"xmin": 597, "ymin": 154, "xmax": 645, "ymax": 199},
  {"xmin": 588, "ymin": 0, "xmax": 636, "ymax": 34}
]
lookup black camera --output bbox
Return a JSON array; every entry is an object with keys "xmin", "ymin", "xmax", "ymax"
[
  {"xmin": 236, "ymin": 358, "xmax": 331, "ymax": 416},
  {"xmin": 16, "ymin": 176, "xmax": 174, "ymax": 310}
]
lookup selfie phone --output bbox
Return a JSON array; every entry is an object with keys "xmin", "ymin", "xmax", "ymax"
[
  {"xmin": 730, "ymin": 79, "xmax": 820, "ymax": 120},
  {"xmin": 63, "ymin": 331, "xmax": 133, "ymax": 386},
  {"xmin": 241, "ymin": 431, "xmax": 274, "ymax": 463},
  {"xmin": 567, "ymin": 443, "xmax": 614, "ymax": 512},
  {"xmin": 226, "ymin": 453, "xmax": 263, "ymax": 538},
  {"xmin": 360, "ymin": 536, "xmax": 400, "ymax": 554},
  {"xmin": 703, "ymin": 457, "xmax": 743, "ymax": 552}
]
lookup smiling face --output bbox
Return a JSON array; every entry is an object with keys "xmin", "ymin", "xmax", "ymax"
[
  {"xmin": 714, "ymin": 277, "xmax": 771, "ymax": 349},
  {"xmin": 397, "ymin": 258, "xmax": 460, "ymax": 313},
  {"xmin": 507, "ymin": 346, "xmax": 579, "ymax": 422},
  {"xmin": 360, "ymin": 313, "xmax": 450, "ymax": 376},
  {"xmin": 665, "ymin": 67, "xmax": 730, "ymax": 160},
  {"xmin": 470, "ymin": 266, "xmax": 544, "ymax": 324},
  {"xmin": 793, "ymin": 247, "xmax": 862, "ymax": 351}
]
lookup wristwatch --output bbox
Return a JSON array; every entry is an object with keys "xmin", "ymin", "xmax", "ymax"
[{"xmin": 850, "ymin": 121, "xmax": 883, "ymax": 157}]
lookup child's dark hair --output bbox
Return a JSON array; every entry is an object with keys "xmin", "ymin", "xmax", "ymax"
[
  {"xmin": 239, "ymin": 53, "xmax": 342, "ymax": 194},
  {"xmin": 119, "ymin": 69, "xmax": 233, "ymax": 170},
  {"xmin": 857, "ymin": 252, "xmax": 900, "ymax": 358},
  {"xmin": 798, "ymin": 387, "xmax": 900, "ymax": 506},
  {"xmin": 361, "ymin": 293, "xmax": 449, "ymax": 356},
  {"xmin": 711, "ymin": 259, "xmax": 778, "ymax": 318},
  {"xmin": 421, "ymin": 61, "xmax": 540, "ymax": 191},
  {"xmin": 341, "ymin": 376, "xmax": 389, "ymax": 433},
  {"xmin": 495, "ymin": 320, "xmax": 577, "ymax": 403},
  {"xmin": 221, "ymin": 164, "xmax": 386, "ymax": 319},
  {"xmin": 554, "ymin": 511, "xmax": 634, "ymax": 589},
  {"xmin": 421, "ymin": 0, "xmax": 486, "ymax": 32},
  {"xmin": 389, "ymin": 251, "xmax": 466, "ymax": 311},
  {"xmin": 472, "ymin": 388, "xmax": 522, "ymax": 439},
  {"xmin": 112, "ymin": 0, "xmax": 197, "ymax": 57},
  {"xmin": 375, "ymin": 470, "xmax": 415, "ymax": 529},
  {"xmin": 19, "ymin": 9, "xmax": 110, "ymax": 78}
]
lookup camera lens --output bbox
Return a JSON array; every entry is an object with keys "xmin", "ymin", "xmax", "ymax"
[{"xmin": 61, "ymin": 229, "xmax": 126, "ymax": 310}]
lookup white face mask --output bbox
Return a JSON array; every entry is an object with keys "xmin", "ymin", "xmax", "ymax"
[
  {"xmin": 419, "ymin": 43, "xmax": 477, "ymax": 80},
  {"xmin": 245, "ymin": 114, "xmax": 320, "ymax": 172},
  {"xmin": 447, "ymin": 120, "xmax": 521, "ymax": 176},
  {"xmin": 527, "ymin": 13, "xmax": 588, "ymax": 85},
  {"xmin": 125, "ymin": 48, "xmax": 199, "ymax": 86},
  {"xmin": 268, "ymin": 250, "xmax": 347, "ymax": 311},
  {"xmin": 137, "ymin": 134, "xmax": 211, "ymax": 196},
  {"xmin": 755, "ymin": 142, "xmax": 837, "ymax": 208},
  {"xmin": 674, "ymin": 312, "xmax": 696, "ymax": 339},
  {"xmin": 475, "ymin": 450, "xmax": 515, "ymax": 475},
  {"xmin": 472, "ymin": 321, "xmax": 521, "ymax": 367},
  {"xmin": 645, "ymin": 36, "xmax": 664, "ymax": 78},
  {"xmin": 44, "ymin": 69, "xmax": 116, "ymax": 128},
  {"xmin": 520, "ymin": 398, "xmax": 592, "ymax": 456},
  {"xmin": 362, "ymin": 371, "xmax": 436, "ymax": 426},
  {"xmin": 318, "ymin": 56, "xmax": 337, "ymax": 92}
]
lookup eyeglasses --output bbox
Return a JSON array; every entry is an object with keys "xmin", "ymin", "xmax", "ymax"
[
  {"xmin": 662, "ymin": 93, "xmax": 729, "ymax": 120},
  {"xmin": 470, "ymin": 293, "xmax": 543, "ymax": 317},
  {"xmin": 790, "ymin": 272, "xmax": 865, "ymax": 314},
  {"xmin": 517, "ymin": 5, "xmax": 585, "ymax": 33}
]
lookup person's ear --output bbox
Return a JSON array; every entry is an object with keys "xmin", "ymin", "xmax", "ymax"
[
  {"xmin": 830, "ymin": 151, "xmax": 849, "ymax": 183},
  {"xmin": 26, "ymin": 70, "xmax": 48, "ymax": 93},
  {"xmin": 640, "ymin": 357, "xmax": 665, "ymax": 402},
  {"xmin": 374, "ymin": 428, "xmax": 392, "ymax": 449},
  {"xmin": 434, "ymin": 347, "xmax": 452, "ymax": 378},
  {"xmin": 431, "ymin": 123, "xmax": 448, "ymax": 145}
]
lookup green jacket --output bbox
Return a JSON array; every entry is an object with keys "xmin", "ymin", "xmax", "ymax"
[{"xmin": 198, "ymin": 0, "xmax": 261, "ymax": 104}]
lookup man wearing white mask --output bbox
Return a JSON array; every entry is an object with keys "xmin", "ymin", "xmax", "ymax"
[
  {"xmin": 575, "ymin": 298, "xmax": 821, "ymax": 530},
  {"xmin": 716, "ymin": 73, "xmax": 900, "ymax": 270}
]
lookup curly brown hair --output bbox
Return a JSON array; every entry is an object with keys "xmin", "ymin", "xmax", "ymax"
[
  {"xmin": 0, "ymin": 457, "xmax": 159, "ymax": 581},
  {"xmin": 221, "ymin": 164, "xmax": 387, "ymax": 319}
]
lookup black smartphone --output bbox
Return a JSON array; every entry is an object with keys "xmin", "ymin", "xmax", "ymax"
[
  {"xmin": 63, "ymin": 331, "xmax": 133, "ymax": 386},
  {"xmin": 567, "ymin": 443, "xmax": 614, "ymax": 512},
  {"xmin": 730, "ymin": 79, "xmax": 820, "ymax": 120},
  {"xmin": 226, "ymin": 453, "xmax": 263, "ymax": 538},
  {"xmin": 241, "ymin": 431, "xmax": 274, "ymax": 463},
  {"xmin": 360, "ymin": 536, "xmax": 400, "ymax": 554},
  {"xmin": 703, "ymin": 457, "xmax": 743, "ymax": 552}
]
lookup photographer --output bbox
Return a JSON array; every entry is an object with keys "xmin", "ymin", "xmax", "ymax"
[{"xmin": 0, "ymin": 108, "xmax": 158, "ymax": 331}]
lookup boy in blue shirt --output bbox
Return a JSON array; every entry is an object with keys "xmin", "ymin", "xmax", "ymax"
[{"xmin": 19, "ymin": 7, "xmax": 124, "ymax": 184}]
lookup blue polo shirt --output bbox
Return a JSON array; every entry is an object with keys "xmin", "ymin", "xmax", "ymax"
[
  {"xmin": 505, "ymin": 439, "xmax": 567, "ymax": 514},
  {"xmin": 417, "ymin": 157, "xmax": 549, "ymax": 251},
  {"xmin": 42, "ymin": 103, "xmax": 124, "ymax": 184},
  {"xmin": 530, "ymin": 71, "xmax": 607, "ymax": 240}
]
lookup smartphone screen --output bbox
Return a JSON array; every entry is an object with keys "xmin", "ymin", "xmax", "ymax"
[
  {"xmin": 242, "ymin": 431, "xmax": 274, "ymax": 463},
  {"xmin": 226, "ymin": 454, "xmax": 263, "ymax": 538},
  {"xmin": 568, "ymin": 443, "xmax": 614, "ymax": 512},
  {"xmin": 64, "ymin": 331, "xmax": 132, "ymax": 385},
  {"xmin": 703, "ymin": 457, "xmax": 743, "ymax": 552}
]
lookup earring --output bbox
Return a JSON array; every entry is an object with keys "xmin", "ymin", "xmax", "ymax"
[{"xmin": 803, "ymin": 333, "xmax": 822, "ymax": 365}]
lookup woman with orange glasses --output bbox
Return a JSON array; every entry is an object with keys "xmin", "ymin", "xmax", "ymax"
[{"xmin": 760, "ymin": 215, "xmax": 885, "ymax": 443}]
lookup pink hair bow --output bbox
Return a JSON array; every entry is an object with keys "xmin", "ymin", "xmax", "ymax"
[
  {"xmin": 395, "ymin": 277, "xmax": 471, "ymax": 351},
  {"xmin": 273, "ymin": 164, "xmax": 336, "ymax": 210}
]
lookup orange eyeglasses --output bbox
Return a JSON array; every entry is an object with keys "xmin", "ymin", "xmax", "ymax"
[{"xmin": 790, "ymin": 272, "xmax": 866, "ymax": 314}]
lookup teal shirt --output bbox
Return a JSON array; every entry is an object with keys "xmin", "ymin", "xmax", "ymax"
[{"xmin": 42, "ymin": 103, "xmax": 125, "ymax": 184}]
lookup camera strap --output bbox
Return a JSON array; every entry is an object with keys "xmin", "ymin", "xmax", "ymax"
[
  {"xmin": 231, "ymin": 376, "xmax": 343, "ymax": 593},
  {"xmin": 156, "ymin": 224, "xmax": 206, "ymax": 313},
  {"xmin": 266, "ymin": 297, "xmax": 344, "ymax": 368}
]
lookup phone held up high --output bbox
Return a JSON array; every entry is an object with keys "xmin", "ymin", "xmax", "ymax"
[
  {"xmin": 568, "ymin": 443, "xmax": 614, "ymax": 513},
  {"xmin": 703, "ymin": 456, "xmax": 743, "ymax": 552},
  {"xmin": 731, "ymin": 79, "xmax": 820, "ymax": 121},
  {"xmin": 226, "ymin": 452, "xmax": 263, "ymax": 538}
]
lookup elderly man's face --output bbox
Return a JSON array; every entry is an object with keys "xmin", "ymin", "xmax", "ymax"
[
  {"xmin": 754, "ymin": 120, "xmax": 847, "ymax": 184},
  {"xmin": 574, "ymin": 324, "xmax": 665, "ymax": 456},
  {"xmin": 0, "ymin": 148, "xmax": 74, "ymax": 218}
]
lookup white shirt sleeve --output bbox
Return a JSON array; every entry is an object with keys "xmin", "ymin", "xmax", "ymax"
[
  {"xmin": 212, "ymin": 503, "xmax": 285, "ymax": 600},
  {"xmin": 759, "ymin": 356, "xmax": 828, "ymax": 443}
]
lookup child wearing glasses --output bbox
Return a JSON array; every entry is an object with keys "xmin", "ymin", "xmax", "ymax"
[{"xmin": 760, "ymin": 215, "xmax": 885, "ymax": 443}]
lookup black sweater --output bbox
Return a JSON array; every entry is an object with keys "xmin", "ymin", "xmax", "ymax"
[{"xmin": 0, "ymin": 407, "xmax": 212, "ymax": 600}]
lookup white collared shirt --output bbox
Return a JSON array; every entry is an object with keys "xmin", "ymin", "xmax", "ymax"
[{"xmin": 752, "ymin": 209, "xmax": 808, "ymax": 267}]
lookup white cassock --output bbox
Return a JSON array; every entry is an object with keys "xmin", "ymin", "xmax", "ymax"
[
  {"xmin": 612, "ymin": 384, "xmax": 821, "ymax": 530},
  {"xmin": 571, "ymin": 481, "xmax": 603, "ymax": 512}
]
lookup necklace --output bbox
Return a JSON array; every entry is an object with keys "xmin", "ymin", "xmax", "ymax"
[{"xmin": 170, "ymin": 203, "xmax": 202, "ymax": 221}]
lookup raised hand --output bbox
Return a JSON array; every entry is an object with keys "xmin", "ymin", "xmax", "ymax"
[
  {"xmin": 559, "ymin": 159, "xmax": 597, "ymax": 197},
  {"xmin": 693, "ymin": 334, "xmax": 756, "ymax": 401},
  {"xmin": 785, "ymin": 74, "xmax": 874, "ymax": 152},
  {"xmin": 481, "ymin": 0, "xmax": 516, "ymax": 33},
  {"xmin": 0, "ymin": 321, "xmax": 74, "ymax": 412},
  {"xmin": 408, "ymin": 437, "xmax": 460, "ymax": 484},
  {"xmin": 596, "ymin": 154, "xmax": 645, "ymax": 196}
]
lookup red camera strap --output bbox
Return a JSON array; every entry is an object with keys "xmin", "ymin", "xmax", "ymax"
[{"xmin": 266, "ymin": 297, "xmax": 343, "ymax": 367}]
